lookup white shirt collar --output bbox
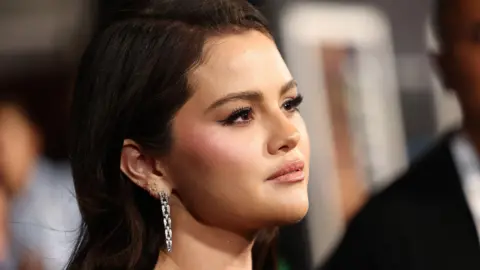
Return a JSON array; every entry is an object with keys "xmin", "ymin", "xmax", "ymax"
[
  {"xmin": 451, "ymin": 133, "xmax": 480, "ymax": 240},
  {"xmin": 451, "ymin": 133, "xmax": 480, "ymax": 178}
]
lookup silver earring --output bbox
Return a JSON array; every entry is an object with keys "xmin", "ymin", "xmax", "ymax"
[{"xmin": 160, "ymin": 191, "xmax": 172, "ymax": 252}]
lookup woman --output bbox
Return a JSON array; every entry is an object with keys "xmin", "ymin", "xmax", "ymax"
[{"xmin": 67, "ymin": 0, "xmax": 310, "ymax": 269}]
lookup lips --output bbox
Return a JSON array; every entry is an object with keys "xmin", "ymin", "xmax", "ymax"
[{"xmin": 267, "ymin": 160, "xmax": 305, "ymax": 183}]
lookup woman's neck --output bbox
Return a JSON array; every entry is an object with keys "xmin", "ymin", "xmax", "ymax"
[{"xmin": 155, "ymin": 198, "xmax": 256, "ymax": 270}]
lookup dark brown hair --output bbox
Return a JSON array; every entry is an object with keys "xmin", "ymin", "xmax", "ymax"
[{"xmin": 68, "ymin": 0, "xmax": 277, "ymax": 269}]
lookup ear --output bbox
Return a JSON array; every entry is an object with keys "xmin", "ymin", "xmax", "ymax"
[
  {"xmin": 120, "ymin": 139, "xmax": 172, "ymax": 198},
  {"xmin": 430, "ymin": 50, "xmax": 455, "ymax": 92}
]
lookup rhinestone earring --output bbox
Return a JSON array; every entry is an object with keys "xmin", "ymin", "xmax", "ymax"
[{"xmin": 160, "ymin": 191, "xmax": 172, "ymax": 252}]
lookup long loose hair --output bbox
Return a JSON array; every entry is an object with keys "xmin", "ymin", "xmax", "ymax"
[{"xmin": 67, "ymin": 1, "xmax": 277, "ymax": 269}]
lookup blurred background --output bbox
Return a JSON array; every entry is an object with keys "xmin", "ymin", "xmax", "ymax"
[{"xmin": 0, "ymin": 0, "xmax": 459, "ymax": 269}]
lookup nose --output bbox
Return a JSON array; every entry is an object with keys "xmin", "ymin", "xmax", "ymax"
[{"xmin": 267, "ymin": 114, "xmax": 301, "ymax": 155}]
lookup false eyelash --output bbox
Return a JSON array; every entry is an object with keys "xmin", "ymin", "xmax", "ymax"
[
  {"xmin": 219, "ymin": 107, "xmax": 252, "ymax": 126},
  {"xmin": 283, "ymin": 94, "xmax": 304, "ymax": 111},
  {"xmin": 218, "ymin": 94, "xmax": 304, "ymax": 126}
]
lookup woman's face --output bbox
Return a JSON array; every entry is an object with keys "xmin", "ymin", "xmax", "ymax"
[{"xmin": 163, "ymin": 30, "xmax": 310, "ymax": 232}]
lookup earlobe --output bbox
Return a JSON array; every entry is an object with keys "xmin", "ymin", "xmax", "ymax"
[{"xmin": 120, "ymin": 139, "xmax": 172, "ymax": 198}]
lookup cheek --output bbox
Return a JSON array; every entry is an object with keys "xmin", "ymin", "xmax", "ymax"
[
  {"xmin": 172, "ymin": 123, "xmax": 262, "ymax": 181},
  {"xmin": 296, "ymin": 116, "xmax": 310, "ymax": 160},
  {"xmin": 169, "ymin": 122, "xmax": 268, "ymax": 226}
]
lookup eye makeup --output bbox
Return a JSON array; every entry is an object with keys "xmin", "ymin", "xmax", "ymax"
[{"xmin": 218, "ymin": 93, "xmax": 304, "ymax": 126}]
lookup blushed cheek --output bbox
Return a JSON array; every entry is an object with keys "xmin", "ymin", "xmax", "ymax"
[{"xmin": 176, "ymin": 125, "xmax": 261, "ymax": 177}]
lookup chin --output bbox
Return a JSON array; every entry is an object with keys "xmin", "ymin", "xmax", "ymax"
[
  {"xmin": 282, "ymin": 186, "xmax": 309, "ymax": 219},
  {"xmin": 280, "ymin": 199, "xmax": 309, "ymax": 225},
  {"xmin": 252, "ymin": 181, "xmax": 309, "ymax": 227},
  {"xmin": 264, "ymin": 194, "xmax": 309, "ymax": 226}
]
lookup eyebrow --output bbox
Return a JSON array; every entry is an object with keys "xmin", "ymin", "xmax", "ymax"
[{"xmin": 206, "ymin": 79, "xmax": 298, "ymax": 112}]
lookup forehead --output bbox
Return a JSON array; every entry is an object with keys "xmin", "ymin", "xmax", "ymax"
[{"xmin": 189, "ymin": 30, "xmax": 292, "ymax": 99}]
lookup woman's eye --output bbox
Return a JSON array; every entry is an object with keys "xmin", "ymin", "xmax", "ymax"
[
  {"xmin": 282, "ymin": 94, "xmax": 304, "ymax": 112},
  {"xmin": 219, "ymin": 107, "xmax": 253, "ymax": 126}
]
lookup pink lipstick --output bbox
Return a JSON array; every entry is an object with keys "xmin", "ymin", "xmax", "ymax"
[{"xmin": 267, "ymin": 160, "xmax": 305, "ymax": 183}]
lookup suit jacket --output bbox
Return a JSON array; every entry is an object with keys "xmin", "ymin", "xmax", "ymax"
[{"xmin": 320, "ymin": 133, "xmax": 480, "ymax": 270}]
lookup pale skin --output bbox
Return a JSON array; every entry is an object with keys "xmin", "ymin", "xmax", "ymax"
[{"xmin": 121, "ymin": 30, "xmax": 310, "ymax": 270}]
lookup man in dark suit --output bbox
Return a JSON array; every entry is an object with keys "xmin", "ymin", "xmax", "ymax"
[{"xmin": 320, "ymin": 0, "xmax": 480, "ymax": 269}]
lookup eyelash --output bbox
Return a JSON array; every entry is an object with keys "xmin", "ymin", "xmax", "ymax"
[{"xmin": 219, "ymin": 94, "xmax": 304, "ymax": 126}]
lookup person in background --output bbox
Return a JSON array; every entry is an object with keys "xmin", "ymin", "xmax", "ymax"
[
  {"xmin": 0, "ymin": 57, "xmax": 80, "ymax": 270},
  {"xmin": 321, "ymin": 0, "xmax": 480, "ymax": 269},
  {"xmin": 0, "ymin": 99, "xmax": 42, "ymax": 270}
]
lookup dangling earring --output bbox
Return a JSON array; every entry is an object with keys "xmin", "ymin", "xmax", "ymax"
[{"xmin": 160, "ymin": 191, "xmax": 172, "ymax": 252}]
